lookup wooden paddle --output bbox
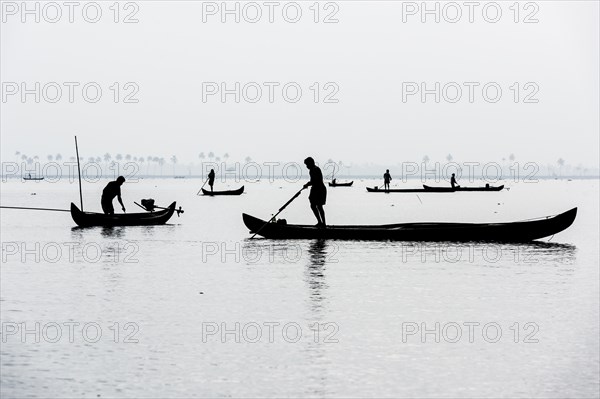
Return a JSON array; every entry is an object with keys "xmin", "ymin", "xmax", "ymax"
[
  {"xmin": 251, "ymin": 187, "xmax": 305, "ymax": 239},
  {"xmin": 196, "ymin": 177, "xmax": 209, "ymax": 195}
]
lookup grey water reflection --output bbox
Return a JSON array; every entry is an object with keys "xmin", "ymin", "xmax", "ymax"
[
  {"xmin": 68, "ymin": 225, "xmax": 176, "ymax": 265},
  {"xmin": 367, "ymin": 240, "xmax": 579, "ymax": 268},
  {"xmin": 305, "ymin": 239, "xmax": 329, "ymax": 311}
]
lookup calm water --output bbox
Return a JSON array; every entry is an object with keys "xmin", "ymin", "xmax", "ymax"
[{"xmin": 1, "ymin": 178, "xmax": 598, "ymax": 398}]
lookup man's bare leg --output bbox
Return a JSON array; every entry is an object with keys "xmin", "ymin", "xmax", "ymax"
[
  {"xmin": 317, "ymin": 205, "xmax": 326, "ymax": 226},
  {"xmin": 311, "ymin": 204, "xmax": 323, "ymax": 225}
]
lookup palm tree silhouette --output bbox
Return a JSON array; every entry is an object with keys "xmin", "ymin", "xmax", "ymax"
[
  {"xmin": 245, "ymin": 156, "xmax": 252, "ymax": 164},
  {"xmin": 170, "ymin": 155, "xmax": 178, "ymax": 175},
  {"xmin": 145, "ymin": 156, "xmax": 152, "ymax": 175},
  {"xmin": 158, "ymin": 158, "xmax": 165, "ymax": 175},
  {"xmin": 55, "ymin": 154, "xmax": 62, "ymax": 162},
  {"xmin": 557, "ymin": 158, "xmax": 565, "ymax": 177},
  {"xmin": 152, "ymin": 157, "xmax": 160, "ymax": 175},
  {"xmin": 446, "ymin": 154, "xmax": 453, "ymax": 162}
]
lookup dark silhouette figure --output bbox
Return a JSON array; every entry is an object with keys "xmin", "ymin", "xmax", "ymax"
[
  {"xmin": 450, "ymin": 173, "xmax": 460, "ymax": 188},
  {"xmin": 383, "ymin": 169, "xmax": 392, "ymax": 191},
  {"xmin": 208, "ymin": 169, "xmax": 215, "ymax": 192},
  {"xmin": 332, "ymin": 178, "xmax": 337, "ymax": 185},
  {"xmin": 101, "ymin": 176, "xmax": 126, "ymax": 215},
  {"xmin": 303, "ymin": 157, "xmax": 327, "ymax": 227}
]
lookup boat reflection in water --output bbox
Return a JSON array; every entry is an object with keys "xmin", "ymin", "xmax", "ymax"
[
  {"xmin": 304, "ymin": 239, "xmax": 330, "ymax": 312},
  {"xmin": 360, "ymin": 240, "xmax": 578, "ymax": 269},
  {"xmin": 69, "ymin": 224, "xmax": 177, "ymax": 265}
]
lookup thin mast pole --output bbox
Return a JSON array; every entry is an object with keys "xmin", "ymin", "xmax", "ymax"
[{"xmin": 74, "ymin": 136, "xmax": 84, "ymax": 211}]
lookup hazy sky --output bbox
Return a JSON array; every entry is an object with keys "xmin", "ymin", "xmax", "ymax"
[{"xmin": 1, "ymin": 1, "xmax": 598, "ymax": 167}]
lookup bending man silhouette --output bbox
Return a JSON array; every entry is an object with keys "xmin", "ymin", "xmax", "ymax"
[
  {"xmin": 303, "ymin": 157, "xmax": 327, "ymax": 227},
  {"xmin": 208, "ymin": 169, "xmax": 215, "ymax": 192},
  {"xmin": 101, "ymin": 176, "xmax": 126, "ymax": 215},
  {"xmin": 450, "ymin": 173, "xmax": 460, "ymax": 188},
  {"xmin": 383, "ymin": 169, "xmax": 392, "ymax": 191}
]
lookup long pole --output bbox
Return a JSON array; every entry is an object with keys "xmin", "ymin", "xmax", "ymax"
[
  {"xmin": 0, "ymin": 206, "xmax": 69, "ymax": 212},
  {"xmin": 251, "ymin": 187, "xmax": 305, "ymax": 239},
  {"xmin": 196, "ymin": 177, "xmax": 209, "ymax": 195},
  {"xmin": 74, "ymin": 136, "xmax": 83, "ymax": 211}
]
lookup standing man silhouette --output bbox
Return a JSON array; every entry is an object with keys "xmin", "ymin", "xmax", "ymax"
[
  {"xmin": 208, "ymin": 169, "xmax": 215, "ymax": 192},
  {"xmin": 303, "ymin": 157, "xmax": 327, "ymax": 227},
  {"xmin": 383, "ymin": 169, "xmax": 392, "ymax": 191}
]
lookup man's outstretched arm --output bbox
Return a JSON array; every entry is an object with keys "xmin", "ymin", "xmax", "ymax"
[{"xmin": 117, "ymin": 195, "xmax": 126, "ymax": 212}]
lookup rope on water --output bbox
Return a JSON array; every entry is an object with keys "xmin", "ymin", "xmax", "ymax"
[{"xmin": 0, "ymin": 206, "xmax": 70, "ymax": 212}]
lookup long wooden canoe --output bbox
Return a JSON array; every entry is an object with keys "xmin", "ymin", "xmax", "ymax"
[
  {"xmin": 367, "ymin": 187, "xmax": 425, "ymax": 193},
  {"xmin": 242, "ymin": 208, "xmax": 577, "ymax": 242},
  {"xmin": 202, "ymin": 186, "xmax": 244, "ymax": 196},
  {"xmin": 366, "ymin": 185, "xmax": 504, "ymax": 193},
  {"xmin": 71, "ymin": 202, "xmax": 176, "ymax": 227},
  {"xmin": 423, "ymin": 184, "xmax": 504, "ymax": 192},
  {"xmin": 329, "ymin": 181, "xmax": 353, "ymax": 187}
]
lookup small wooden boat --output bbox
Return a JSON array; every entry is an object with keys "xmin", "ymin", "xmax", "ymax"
[
  {"xmin": 423, "ymin": 184, "xmax": 504, "ymax": 192},
  {"xmin": 71, "ymin": 202, "xmax": 177, "ymax": 227},
  {"xmin": 242, "ymin": 208, "xmax": 577, "ymax": 242},
  {"xmin": 328, "ymin": 181, "xmax": 353, "ymax": 187},
  {"xmin": 23, "ymin": 176, "xmax": 44, "ymax": 181},
  {"xmin": 202, "ymin": 186, "xmax": 244, "ymax": 196},
  {"xmin": 367, "ymin": 187, "xmax": 425, "ymax": 193}
]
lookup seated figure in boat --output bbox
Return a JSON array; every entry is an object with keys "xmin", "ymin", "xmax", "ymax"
[
  {"xmin": 101, "ymin": 176, "xmax": 126, "ymax": 215},
  {"xmin": 332, "ymin": 178, "xmax": 337, "ymax": 185},
  {"xmin": 450, "ymin": 173, "xmax": 460, "ymax": 188},
  {"xmin": 208, "ymin": 169, "xmax": 215, "ymax": 192},
  {"xmin": 383, "ymin": 169, "xmax": 392, "ymax": 191},
  {"xmin": 303, "ymin": 157, "xmax": 327, "ymax": 227}
]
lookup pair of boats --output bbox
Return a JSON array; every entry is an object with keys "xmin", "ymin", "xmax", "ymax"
[
  {"xmin": 70, "ymin": 200, "xmax": 576, "ymax": 242},
  {"xmin": 367, "ymin": 185, "xmax": 504, "ymax": 193}
]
